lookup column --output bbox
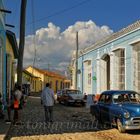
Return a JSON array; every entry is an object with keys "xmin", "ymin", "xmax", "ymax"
[
  {"xmin": 96, "ymin": 58, "xmax": 100, "ymax": 94},
  {"xmin": 109, "ymin": 52, "xmax": 114, "ymax": 89}
]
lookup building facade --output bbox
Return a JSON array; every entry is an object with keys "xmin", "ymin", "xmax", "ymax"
[
  {"xmin": 22, "ymin": 70, "xmax": 42, "ymax": 93},
  {"xmin": 77, "ymin": 20, "xmax": 140, "ymax": 95},
  {"xmin": 6, "ymin": 30, "xmax": 18, "ymax": 103},
  {"xmin": 26, "ymin": 66, "xmax": 70, "ymax": 93},
  {"xmin": 0, "ymin": 0, "xmax": 6, "ymax": 105}
]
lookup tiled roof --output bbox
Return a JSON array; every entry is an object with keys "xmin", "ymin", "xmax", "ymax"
[
  {"xmin": 23, "ymin": 69, "xmax": 40, "ymax": 78},
  {"xmin": 81, "ymin": 20, "xmax": 140, "ymax": 54},
  {"xmin": 31, "ymin": 67, "xmax": 66, "ymax": 79}
]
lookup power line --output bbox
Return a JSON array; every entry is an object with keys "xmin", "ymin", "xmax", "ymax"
[
  {"xmin": 27, "ymin": 0, "xmax": 92, "ymax": 26},
  {"xmin": 4, "ymin": 2, "xmax": 20, "ymax": 36},
  {"xmin": 5, "ymin": 0, "xmax": 92, "ymax": 36}
]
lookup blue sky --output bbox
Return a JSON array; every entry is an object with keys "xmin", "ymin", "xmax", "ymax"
[
  {"xmin": 4, "ymin": 0, "xmax": 140, "ymax": 72},
  {"xmin": 4, "ymin": 0, "xmax": 140, "ymax": 36}
]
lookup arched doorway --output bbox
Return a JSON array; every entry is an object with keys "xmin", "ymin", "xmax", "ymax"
[{"xmin": 100, "ymin": 54, "xmax": 110, "ymax": 91}]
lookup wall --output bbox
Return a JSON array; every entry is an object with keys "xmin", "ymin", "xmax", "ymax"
[
  {"xmin": 0, "ymin": 1, "xmax": 6, "ymax": 104},
  {"xmin": 26, "ymin": 67, "xmax": 66, "ymax": 93},
  {"xmin": 78, "ymin": 27, "xmax": 140, "ymax": 95},
  {"xmin": 26, "ymin": 66, "xmax": 44, "ymax": 89},
  {"xmin": 48, "ymin": 76, "xmax": 64, "ymax": 94}
]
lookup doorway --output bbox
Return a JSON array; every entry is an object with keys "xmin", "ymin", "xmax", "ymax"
[{"xmin": 100, "ymin": 54, "xmax": 110, "ymax": 91}]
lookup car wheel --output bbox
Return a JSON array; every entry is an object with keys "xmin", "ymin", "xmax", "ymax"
[
  {"xmin": 91, "ymin": 115, "xmax": 101, "ymax": 128},
  {"xmin": 81, "ymin": 102, "xmax": 85, "ymax": 106},
  {"xmin": 64, "ymin": 101, "xmax": 69, "ymax": 106},
  {"xmin": 117, "ymin": 119, "xmax": 126, "ymax": 133}
]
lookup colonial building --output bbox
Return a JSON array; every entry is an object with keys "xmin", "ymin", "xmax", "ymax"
[
  {"xmin": 6, "ymin": 30, "xmax": 18, "ymax": 102},
  {"xmin": 26, "ymin": 66, "xmax": 70, "ymax": 93},
  {"xmin": 77, "ymin": 20, "xmax": 140, "ymax": 95},
  {"xmin": 0, "ymin": 1, "xmax": 6, "ymax": 105},
  {"xmin": 22, "ymin": 70, "xmax": 42, "ymax": 93}
]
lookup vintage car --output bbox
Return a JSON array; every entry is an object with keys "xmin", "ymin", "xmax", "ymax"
[
  {"xmin": 90, "ymin": 90, "xmax": 140, "ymax": 133},
  {"xmin": 57, "ymin": 89, "xmax": 86, "ymax": 106}
]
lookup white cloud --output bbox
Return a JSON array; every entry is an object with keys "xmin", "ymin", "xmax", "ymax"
[{"xmin": 23, "ymin": 20, "xmax": 113, "ymax": 72}]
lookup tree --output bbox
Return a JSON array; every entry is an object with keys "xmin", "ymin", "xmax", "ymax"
[{"xmin": 17, "ymin": 0, "xmax": 27, "ymax": 87}]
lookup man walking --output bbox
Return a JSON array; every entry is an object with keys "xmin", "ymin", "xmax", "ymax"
[
  {"xmin": 13, "ymin": 85, "xmax": 22, "ymax": 124},
  {"xmin": 41, "ymin": 83, "xmax": 55, "ymax": 123}
]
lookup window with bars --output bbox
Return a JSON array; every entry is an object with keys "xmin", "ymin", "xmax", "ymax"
[
  {"xmin": 83, "ymin": 60, "xmax": 92, "ymax": 94},
  {"xmin": 114, "ymin": 49, "xmax": 125, "ymax": 90},
  {"xmin": 133, "ymin": 44, "xmax": 140, "ymax": 93}
]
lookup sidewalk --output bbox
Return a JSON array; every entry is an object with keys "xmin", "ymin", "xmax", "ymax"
[{"xmin": 0, "ymin": 113, "xmax": 11, "ymax": 140}]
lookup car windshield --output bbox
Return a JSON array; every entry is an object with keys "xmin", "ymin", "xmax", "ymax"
[
  {"xmin": 67, "ymin": 90, "xmax": 82, "ymax": 94},
  {"xmin": 113, "ymin": 92, "xmax": 140, "ymax": 104}
]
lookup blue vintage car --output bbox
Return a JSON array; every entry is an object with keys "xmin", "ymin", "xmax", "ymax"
[{"xmin": 90, "ymin": 90, "xmax": 140, "ymax": 133}]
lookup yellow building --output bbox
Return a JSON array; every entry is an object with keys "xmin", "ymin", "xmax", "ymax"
[
  {"xmin": 64, "ymin": 79, "xmax": 71, "ymax": 89},
  {"xmin": 6, "ymin": 30, "xmax": 18, "ymax": 101},
  {"xmin": 26, "ymin": 66, "xmax": 70, "ymax": 93},
  {"xmin": 22, "ymin": 70, "xmax": 42, "ymax": 93},
  {"xmin": 25, "ymin": 66, "xmax": 45, "ymax": 91}
]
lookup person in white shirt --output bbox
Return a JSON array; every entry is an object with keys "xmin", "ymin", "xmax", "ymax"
[
  {"xmin": 13, "ymin": 85, "xmax": 22, "ymax": 124},
  {"xmin": 41, "ymin": 83, "xmax": 55, "ymax": 123}
]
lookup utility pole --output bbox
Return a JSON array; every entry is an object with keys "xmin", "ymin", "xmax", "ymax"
[
  {"xmin": 17, "ymin": 0, "xmax": 27, "ymax": 87},
  {"xmin": 75, "ymin": 31, "xmax": 79, "ymax": 89},
  {"xmin": 48, "ymin": 63, "xmax": 50, "ymax": 71},
  {"xmin": 48, "ymin": 63, "xmax": 50, "ymax": 82}
]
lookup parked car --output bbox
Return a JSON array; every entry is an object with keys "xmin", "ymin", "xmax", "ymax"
[
  {"xmin": 90, "ymin": 90, "xmax": 140, "ymax": 133},
  {"xmin": 57, "ymin": 89, "xmax": 86, "ymax": 106}
]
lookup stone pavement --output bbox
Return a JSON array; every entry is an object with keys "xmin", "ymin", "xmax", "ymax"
[
  {"xmin": 6, "ymin": 96, "xmax": 95, "ymax": 139},
  {"xmin": 0, "ymin": 114, "xmax": 11, "ymax": 140},
  {"xmin": 5, "ymin": 96, "xmax": 140, "ymax": 140}
]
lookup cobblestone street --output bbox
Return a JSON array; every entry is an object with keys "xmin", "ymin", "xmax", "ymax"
[{"xmin": 6, "ymin": 96, "xmax": 140, "ymax": 140}]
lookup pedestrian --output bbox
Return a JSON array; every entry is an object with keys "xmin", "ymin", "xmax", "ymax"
[
  {"xmin": 0, "ymin": 93, "xmax": 4, "ymax": 119},
  {"xmin": 22, "ymin": 84, "xmax": 28, "ymax": 105},
  {"xmin": 41, "ymin": 83, "xmax": 56, "ymax": 123},
  {"xmin": 13, "ymin": 85, "xmax": 22, "ymax": 124},
  {"xmin": 5, "ymin": 90, "xmax": 13, "ymax": 124}
]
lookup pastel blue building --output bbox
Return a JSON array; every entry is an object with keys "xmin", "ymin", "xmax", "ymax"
[
  {"xmin": 0, "ymin": 0, "xmax": 6, "ymax": 105},
  {"xmin": 77, "ymin": 20, "xmax": 140, "ymax": 95}
]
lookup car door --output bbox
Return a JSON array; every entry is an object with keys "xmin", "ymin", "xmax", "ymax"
[
  {"xmin": 60, "ymin": 90, "xmax": 65, "ymax": 102},
  {"xmin": 57, "ymin": 90, "xmax": 62, "ymax": 101},
  {"xmin": 99, "ymin": 94, "xmax": 112, "ymax": 123},
  {"xmin": 63, "ymin": 90, "xmax": 69, "ymax": 102}
]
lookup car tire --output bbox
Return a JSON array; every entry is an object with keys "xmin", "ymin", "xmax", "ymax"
[
  {"xmin": 117, "ymin": 119, "xmax": 126, "ymax": 133},
  {"xmin": 82, "ymin": 102, "xmax": 85, "ymax": 106},
  {"xmin": 91, "ymin": 114, "xmax": 101, "ymax": 128},
  {"xmin": 64, "ymin": 101, "xmax": 69, "ymax": 106}
]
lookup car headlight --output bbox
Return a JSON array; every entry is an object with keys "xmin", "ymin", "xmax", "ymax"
[{"xmin": 124, "ymin": 111, "xmax": 130, "ymax": 119}]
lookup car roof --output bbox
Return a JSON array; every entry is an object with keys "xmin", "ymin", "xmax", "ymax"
[{"xmin": 101, "ymin": 90, "xmax": 138, "ymax": 95}]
